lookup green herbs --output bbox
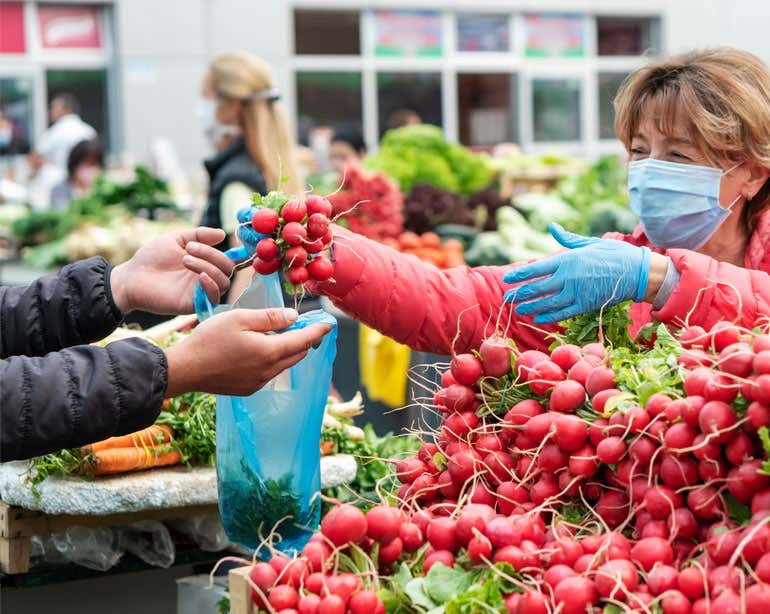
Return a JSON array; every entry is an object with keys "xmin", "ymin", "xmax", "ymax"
[
  {"xmin": 561, "ymin": 301, "xmax": 636, "ymax": 350},
  {"xmin": 27, "ymin": 448, "xmax": 93, "ymax": 497},
  {"xmin": 220, "ymin": 464, "xmax": 316, "ymax": 550},
  {"xmin": 760, "ymin": 427, "xmax": 770, "ymax": 476},
  {"xmin": 157, "ymin": 392, "xmax": 217, "ymax": 466}
]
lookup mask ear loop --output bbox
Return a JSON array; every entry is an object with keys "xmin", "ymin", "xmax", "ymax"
[{"xmin": 720, "ymin": 160, "xmax": 747, "ymax": 211}]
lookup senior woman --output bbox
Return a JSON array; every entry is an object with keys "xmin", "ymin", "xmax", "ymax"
[{"xmin": 303, "ymin": 48, "xmax": 770, "ymax": 354}]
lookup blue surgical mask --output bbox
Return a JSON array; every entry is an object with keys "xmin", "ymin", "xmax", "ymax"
[
  {"xmin": 196, "ymin": 98, "xmax": 241, "ymax": 146},
  {"xmin": 628, "ymin": 158, "xmax": 742, "ymax": 250}
]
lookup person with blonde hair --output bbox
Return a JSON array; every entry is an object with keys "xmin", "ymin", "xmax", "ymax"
[
  {"xmin": 303, "ymin": 48, "xmax": 770, "ymax": 354},
  {"xmin": 198, "ymin": 51, "xmax": 302, "ymax": 298}
]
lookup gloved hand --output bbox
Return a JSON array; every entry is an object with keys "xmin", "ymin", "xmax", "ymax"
[{"xmin": 502, "ymin": 223, "xmax": 651, "ymax": 324}]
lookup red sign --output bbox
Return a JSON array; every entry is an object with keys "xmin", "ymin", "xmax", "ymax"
[
  {"xmin": 0, "ymin": 3, "xmax": 26, "ymax": 54},
  {"xmin": 38, "ymin": 5, "xmax": 102, "ymax": 49}
]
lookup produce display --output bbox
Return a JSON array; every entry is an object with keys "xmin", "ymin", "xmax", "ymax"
[
  {"xmin": 381, "ymin": 231, "xmax": 465, "ymax": 270},
  {"xmin": 364, "ymin": 125, "xmax": 494, "ymax": 195},
  {"xmin": 326, "ymin": 165, "xmax": 404, "ymax": 242},
  {"xmin": 232, "ymin": 306, "xmax": 770, "ymax": 614},
  {"xmin": 9, "ymin": 166, "xmax": 182, "ymax": 268}
]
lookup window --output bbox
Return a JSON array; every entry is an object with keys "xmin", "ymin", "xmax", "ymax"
[
  {"xmin": 457, "ymin": 74, "xmax": 515, "ymax": 147},
  {"xmin": 0, "ymin": 77, "xmax": 34, "ymax": 155},
  {"xmin": 456, "ymin": 14, "xmax": 509, "ymax": 52},
  {"xmin": 524, "ymin": 14, "xmax": 585, "ymax": 58},
  {"xmin": 598, "ymin": 72, "xmax": 629, "ymax": 139},
  {"xmin": 374, "ymin": 11, "xmax": 442, "ymax": 58},
  {"xmin": 294, "ymin": 10, "xmax": 360, "ymax": 55},
  {"xmin": 295, "ymin": 72, "xmax": 363, "ymax": 145},
  {"xmin": 597, "ymin": 17, "xmax": 661, "ymax": 56},
  {"xmin": 377, "ymin": 72, "xmax": 442, "ymax": 136},
  {"xmin": 532, "ymin": 78, "xmax": 581, "ymax": 142},
  {"xmin": 46, "ymin": 69, "xmax": 109, "ymax": 146}
]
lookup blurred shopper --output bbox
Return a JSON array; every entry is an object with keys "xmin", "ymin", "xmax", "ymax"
[
  {"xmin": 28, "ymin": 94, "xmax": 96, "ymax": 201},
  {"xmin": 0, "ymin": 107, "xmax": 29, "ymax": 156},
  {"xmin": 330, "ymin": 126, "xmax": 367, "ymax": 174},
  {"xmin": 198, "ymin": 50, "xmax": 303, "ymax": 299},
  {"xmin": 50, "ymin": 138, "xmax": 105, "ymax": 210},
  {"xmin": 385, "ymin": 108, "xmax": 421, "ymax": 131},
  {"xmin": 1, "ymin": 226, "xmax": 331, "ymax": 461}
]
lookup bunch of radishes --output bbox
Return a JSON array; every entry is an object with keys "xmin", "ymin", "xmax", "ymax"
[
  {"xmin": 250, "ymin": 194, "xmax": 334, "ymax": 286},
  {"xmin": 244, "ymin": 320, "xmax": 770, "ymax": 613}
]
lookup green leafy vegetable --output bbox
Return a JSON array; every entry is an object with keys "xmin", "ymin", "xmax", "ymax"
[
  {"xmin": 157, "ymin": 392, "xmax": 217, "ymax": 466},
  {"xmin": 760, "ymin": 427, "xmax": 770, "ymax": 476},
  {"xmin": 724, "ymin": 492, "xmax": 752, "ymax": 525},
  {"xmin": 562, "ymin": 301, "xmax": 636, "ymax": 349}
]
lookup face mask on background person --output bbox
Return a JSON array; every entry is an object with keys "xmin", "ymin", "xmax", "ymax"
[
  {"xmin": 628, "ymin": 158, "xmax": 743, "ymax": 250},
  {"xmin": 196, "ymin": 98, "xmax": 241, "ymax": 146}
]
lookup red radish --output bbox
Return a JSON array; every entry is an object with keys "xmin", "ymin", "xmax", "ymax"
[
  {"xmin": 524, "ymin": 413, "xmax": 554, "ymax": 441},
  {"xmin": 426, "ymin": 517, "xmax": 458, "ymax": 552},
  {"xmin": 448, "ymin": 451, "xmax": 477, "ymax": 484},
  {"xmin": 585, "ymin": 366, "xmax": 616, "ymax": 397},
  {"xmin": 631, "ymin": 537, "xmax": 674, "ymax": 571},
  {"xmin": 680, "ymin": 325, "xmax": 707, "ymax": 348},
  {"xmin": 753, "ymin": 488, "xmax": 770, "ymax": 515},
  {"xmin": 455, "ymin": 504, "xmax": 496, "ymax": 544},
  {"xmin": 395, "ymin": 458, "xmax": 426, "ymax": 484},
  {"xmin": 684, "ymin": 367, "xmax": 712, "ymax": 397},
  {"xmin": 665, "ymin": 422, "xmax": 698, "ymax": 452},
  {"xmin": 595, "ymin": 559, "xmax": 639, "ymax": 599},
  {"xmin": 747, "ymin": 401, "xmax": 770, "ymax": 431},
  {"xmin": 451, "ymin": 354, "xmax": 484, "ymax": 386},
  {"xmin": 583, "ymin": 342, "xmax": 606, "ymax": 359},
  {"xmin": 757, "ymin": 555, "xmax": 770, "ymax": 582},
  {"xmin": 304, "ymin": 572, "xmax": 325, "ymax": 595},
  {"xmin": 496, "ymin": 482, "xmax": 529, "ymax": 514},
  {"xmin": 468, "ymin": 483, "xmax": 496, "ymax": 506},
  {"xmin": 757, "ymin": 374, "xmax": 770, "ymax": 404},
  {"xmin": 437, "ymin": 384, "xmax": 477, "ymax": 412},
  {"xmin": 553, "ymin": 576, "xmax": 598, "ymax": 614},
  {"xmin": 551, "ymin": 344, "xmax": 582, "ymax": 371},
  {"xmin": 256, "ymin": 238, "xmax": 279, "ymax": 260},
  {"xmin": 326, "ymin": 574, "xmax": 360, "ymax": 601},
  {"xmin": 646, "ymin": 392, "xmax": 673, "ymax": 417},
  {"xmin": 318, "ymin": 595, "xmax": 345, "ymax": 614},
  {"xmin": 348, "ymin": 591, "xmax": 379, "ymax": 614},
  {"xmin": 443, "ymin": 411, "xmax": 478, "ymax": 437},
  {"xmin": 544, "ymin": 564, "xmax": 576, "ymax": 588},
  {"xmin": 307, "ymin": 257, "xmax": 333, "ymax": 282},
  {"xmin": 660, "ymin": 590, "xmax": 691, "ymax": 614},
  {"xmin": 660, "ymin": 455, "xmax": 698, "ymax": 489},
  {"xmin": 624, "ymin": 406, "xmax": 650, "ymax": 434},
  {"xmin": 725, "ymin": 431, "xmax": 754, "ymax": 464},
  {"xmin": 321, "ymin": 228, "xmax": 333, "ymax": 245},
  {"xmin": 527, "ymin": 360, "xmax": 565, "ymax": 395},
  {"xmin": 269, "ymin": 585, "xmax": 299, "ymax": 610},
  {"xmin": 537, "ymin": 443, "xmax": 568, "ymax": 472},
  {"xmin": 568, "ymin": 444, "xmax": 599, "ymax": 478},
  {"xmin": 285, "ymin": 246, "xmax": 308, "ymax": 267},
  {"xmin": 707, "ymin": 524, "xmax": 742, "ymax": 565},
  {"xmin": 668, "ymin": 508, "xmax": 698, "ymax": 540},
  {"xmin": 475, "ymin": 434, "xmax": 502, "ymax": 454},
  {"xmin": 644, "ymin": 485, "xmax": 683, "ymax": 519},
  {"xmin": 281, "ymin": 199, "xmax": 307, "ymax": 222},
  {"xmin": 703, "ymin": 372, "xmax": 738, "ymax": 403},
  {"xmin": 298, "ymin": 594, "xmax": 321, "ymax": 614},
  {"xmin": 282, "ymin": 222, "xmax": 307, "ymax": 246},
  {"xmin": 679, "ymin": 348, "xmax": 714, "ymax": 369},
  {"xmin": 283, "ymin": 559, "xmax": 310, "ymax": 588},
  {"xmin": 549, "ymin": 380, "xmax": 586, "ymax": 413},
  {"xmin": 484, "ymin": 516, "xmax": 518, "ymax": 549},
  {"xmin": 568, "ymin": 359, "xmax": 595, "ymax": 386},
  {"xmin": 254, "ymin": 257, "xmax": 281, "ymax": 275},
  {"xmin": 682, "ymin": 396, "xmax": 705, "ymax": 427},
  {"xmin": 688, "ymin": 485, "xmax": 722, "ymax": 519},
  {"xmin": 321, "ymin": 504, "xmax": 367, "ymax": 547},
  {"xmin": 411, "ymin": 510, "xmax": 432, "ymax": 534},
  {"xmin": 438, "ymin": 471, "xmax": 460, "ymax": 498},
  {"xmin": 306, "ymin": 195, "xmax": 333, "ymax": 217},
  {"xmin": 517, "ymin": 590, "xmax": 548, "ymax": 614},
  {"xmin": 719, "ymin": 342, "xmax": 754, "ymax": 377},
  {"xmin": 467, "ymin": 535, "xmax": 492, "ymax": 563},
  {"xmin": 483, "ymin": 451, "xmax": 515, "ymax": 483},
  {"xmin": 629, "ymin": 436, "xmax": 657, "ymax": 465},
  {"xmin": 589, "ymin": 418, "xmax": 609, "ymax": 446},
  {"xmin": 407, "ymin": 474, "xmax": 438, "ymax": 503},
  {"xmin": 710, "ymin": 321, "xmax": 741, "ymax": 351},
  {"xmin": 378, "ymin": 536, "xmax": 402, "ymax": 565},
  {"xmin": 699, "ymin": 457, "xmax": 727, "ymax": 481},
  {"xmin": 249, "ymin": 563, "xmax": 278, "ymax": 602},
  {"xmin": 503, "ymin": 399, "xmax": 544, "ymax": 427},
  {"xmin": 553, "ymin": 414, "xmax": 587, "ymax": 451},
  {"xmin": 699, "ymin": 401, "xmax": 737, "ymax": 443},
  {"xmin": 596, "ymin": 491, "xmax": 629, "ymax": 529},
  {"xmin": 399, "ymin": 523, "xmax": 423, "ymax": 552},
  {"xmin": 641, "ymin": 519, "xmax": 669, "ymax": 539},
  {"xmin": 302, "ymin": 541, "xmax": 332, "ymax": 573},
  {"xmin": 269, "ymin": 554, "xmax": 290, "ymax": 575},
  {"xmin": 515, "ymin": 350, "xmax": 549, "ymax": 380},
  {"xmin": 530, "ymin": 476, "xmax": 559, "ymax": 505},
  {"xmin": 677, "ymin": 566, "xmax": 706, "ymax": 600},
  {"xmin": 286, "ymin": 266, "xmax": 309, "ymax": 285},
  {"xmin": 647, "ymin": 565, "xmax": 679, "ymax": 596},
  {"xmin": 307, "ymin": 213, "xmax": 330, "ymax": 239},
  {"xmin": 754, "ymin": 350, "xmax": 770, "ymax": 374},
  {"xmin": 692, "ymin": 433, "xmax": 721, "ymax": 461},
  {"xmin": 665, "ymin": 398, "xmax": 688, "ymax": 422},
  {"xmin": 597, "ymin": 436, "xmax": 626, "ymax": 464},
  {"xmin": 423, "ymin": 550, "xmax": 454, "ymax": 572},
  {"xmin": 366, "ymin": 505, "xmax": 401, "ymax": 543},
  {"xmin": 251, "ymin": 207, "xmax": 280, "ymax": 234},
  {"xmin": 440, "ymin": 370, "xmax": 457, "ymax": 388},
  {"xmin": 746, "ymin": 584, "xmax": 770, "ymax": 613},
  {"xmin": 305, "ymin": 237, "xmax": 324, "ymax": 254},
  {"xmin": 479, "ymin": 337, "xmax": 513, "ymax": 378}
]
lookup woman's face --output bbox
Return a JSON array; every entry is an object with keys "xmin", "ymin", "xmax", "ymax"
[
  {"xmin": 200, "ymin": 74, "xmax": 240, "ymax": 126},
  {"xmin": 629, "ymin": 113, "xmax": 760, "ymax": 209},
  {"xmin": 329, "ymin": 141, "xmax": 361, "ymax": 174}
]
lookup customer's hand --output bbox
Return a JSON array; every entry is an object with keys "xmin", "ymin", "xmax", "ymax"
[
  {"xmin": 164, "ymin": 308, "xmax": 332, "ymax": 397},
  {"xmin": 110, "ymin": 227, "xmax": 234, "ymax": 315}
]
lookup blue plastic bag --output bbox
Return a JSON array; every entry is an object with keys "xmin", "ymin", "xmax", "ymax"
[{"xmin": 195, "ymin": 267, "xmax": 337, "ymax": 555}]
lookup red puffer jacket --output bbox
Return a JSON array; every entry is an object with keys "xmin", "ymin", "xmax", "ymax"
[{"xmin": 312, "ymin": 212, "xmax": 770, "ymax": 355}]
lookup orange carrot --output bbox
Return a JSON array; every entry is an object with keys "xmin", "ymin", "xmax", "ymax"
[
  {"xmin": 83, "ymin": 424, "xmax": 174, "ymax": 453},
  {"xmin": 91, "ymin": 446, "xmax": 182, "ymax": 476},
  {"xmin": 420, "ymin": 231, "xmax": 441, "ymax": 249},
  {"xmin": 320, "ymin": 440, "xmax": 336, "ymax": 456}
]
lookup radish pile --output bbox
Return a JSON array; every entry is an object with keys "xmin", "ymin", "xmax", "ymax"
[
  {"xmin": 249, "ymin": 193, "xmax": 335, "ymax": 286},
  {"xmin": 240, "ymin": 316, "xmax": 770, "ymax": 614}
]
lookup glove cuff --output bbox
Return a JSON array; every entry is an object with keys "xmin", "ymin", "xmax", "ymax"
[{"xmin": 635, "ymin": 246, "xmax": 652, "ymax": 302}]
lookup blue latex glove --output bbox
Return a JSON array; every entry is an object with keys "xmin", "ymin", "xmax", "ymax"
[{"xmin": 502, "ymin": 223, "xmax": 652, "ymax": 324}]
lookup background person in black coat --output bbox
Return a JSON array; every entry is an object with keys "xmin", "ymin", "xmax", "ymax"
[{"xmin": 0, "ymin": 226, "xmax": 331, "ymax": 461}]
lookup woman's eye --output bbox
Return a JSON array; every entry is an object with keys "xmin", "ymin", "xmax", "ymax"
[{"xmin": 671, "ymin": 151, "xmax": 691, "ymax": 161}]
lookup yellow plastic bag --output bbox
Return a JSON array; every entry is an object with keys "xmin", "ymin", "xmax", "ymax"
[{"xmin": 359, "ymin": 324, "xmax": 410, "ymax": 407}]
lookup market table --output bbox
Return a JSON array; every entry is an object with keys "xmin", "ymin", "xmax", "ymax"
[{"xmin": 0, "ymin": 455, "xmax": 357, "ymax": 575}]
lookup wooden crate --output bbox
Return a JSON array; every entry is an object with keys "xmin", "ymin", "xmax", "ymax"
[
  {"xmin": 0, "ymin": 500, "xmax": 218, "ymax": 574},
  {"xmin": 228, "ymin": 565, "xmax": 256, "ymax": 614}
]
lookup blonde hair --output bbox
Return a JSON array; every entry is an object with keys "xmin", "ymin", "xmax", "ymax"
[
  {"xmin": 614, "ymin": 48, "xmax": 770, "ymax": 232},
  {"xmin": 207, "ymin": 51, "xmax": 303, "ymax": 195}
]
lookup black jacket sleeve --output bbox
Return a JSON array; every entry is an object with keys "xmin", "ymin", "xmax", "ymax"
[
  {"xmin": 0, "ymin": 256, "xmax": 123, "ymax": 359},
  {"xmin": 1, "ymin": 338, "xmax": 168, "ymax": 461}
]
